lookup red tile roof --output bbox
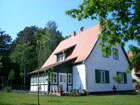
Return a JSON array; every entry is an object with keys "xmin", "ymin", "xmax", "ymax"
[
  {"xmin": 30, "ymin": 24, "xmax": 101, "ymax": 74},
  {"xmin": 41, "ymin": 24, "xmax": 100, "ymax": 68}
]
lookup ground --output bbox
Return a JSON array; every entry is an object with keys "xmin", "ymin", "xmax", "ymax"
[{"xmin": 0, "ymin": 93, "xmax": 140, "ymax": 105}]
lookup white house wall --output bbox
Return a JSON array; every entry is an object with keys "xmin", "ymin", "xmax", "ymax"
[
  {"xmin": 85, "ymin": 39, "xmax": 133, "ymax": 92},
  {"xmin": 72, "ymin": 64, "xmax": 86, "ymax": 90}
]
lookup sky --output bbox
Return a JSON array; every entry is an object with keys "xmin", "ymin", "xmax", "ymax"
[{"xmin": 0, "ymin": 0, "xmax": 137, "ymax": 52}]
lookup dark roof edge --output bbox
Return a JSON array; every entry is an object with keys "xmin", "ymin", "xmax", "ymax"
[{"xmin": 121, "ymin": 47, "xmax": 131, "ymax": 65}]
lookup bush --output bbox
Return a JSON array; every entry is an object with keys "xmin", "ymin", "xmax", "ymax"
[
  {"xmin": 4, "ymin": 87, "xmax": 11, "ymax": 92},
  {"xmin": 136, "ymin": 84, "xmax": 140, "ymax": 90},
  {"xmin": 132, "ymin": 79, "xmax": 137, "ymax": 83}
]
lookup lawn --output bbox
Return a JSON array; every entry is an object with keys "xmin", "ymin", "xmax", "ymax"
[{"xmin": 0, "ymin": 93, "xmax": 140, "ymax": 105}]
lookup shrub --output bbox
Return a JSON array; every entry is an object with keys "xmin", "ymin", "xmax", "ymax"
[
  {"xmin": 136, "ymin": 84, "xmax": 140, "ymax": 90},
  {"xmin": 132, "ymin": 79, "xmax": 137, "ymax": 83},
  {"xmin": 4, "ymin": 87, "xmax": 11, "ymax": 92}
]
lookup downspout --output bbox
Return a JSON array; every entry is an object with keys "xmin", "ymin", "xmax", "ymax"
[{"xmin": 44, "ymin": 70, "xmax": 46, "ymax": 94}]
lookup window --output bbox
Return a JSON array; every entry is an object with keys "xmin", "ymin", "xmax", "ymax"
[
  {"xmin": 103, "ymin": 53, "xmax": 109, "ymax": 58},
  {"xmin": 100, "ymin": 71, "xmax": 106, "ymax": 83},
  {"xmin": 31, "ymin": 77, "xmax": 34, "ymax": 84},
  {"xmin": 117, "ymin": 72, "xmax": 127, "ymax": 84},
  {"xmin": 50, "ymin": 73, "xmax": 57, "ymax": 84},
  {"xmin": 57, "ymin": 53, "xmax": 66, "ymax": 62},
  {"xmin": 60, "ymin": 74, "xmax": 65, "ymax": 82},
  {"xmin": 95, "ymin": 69, "xmax": 109, "ymax": 83},
  {"xmin": 113, "ymin": 48, "xmax": 119, "ymax": 60},
  {"xmin": 102, "ymin": 45, "xmax": 109, "ymax": 58},
  {"xmin": 68, "ymin": 74, "xmax": 72, "ymax": 84}
]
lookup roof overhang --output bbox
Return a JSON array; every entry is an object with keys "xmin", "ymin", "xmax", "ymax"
[{"xmin": 28, "ymin": 56, "xmax": 77, "ymax": 75}]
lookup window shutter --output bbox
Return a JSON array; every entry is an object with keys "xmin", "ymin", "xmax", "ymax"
[
  {"xmin": 124, "ymin": 73, "xmax": 127, "ymax": 84},
  {"xmin": 105, "ymin": 71, "xmax": 109, "ymax": 83},
  {"xmin": 56, "ymin": 56, "xmax": 58, "ymax": 62},
  {"xmin": 95, "ymin": 70, "xmax": 100, "ymax": 83}
]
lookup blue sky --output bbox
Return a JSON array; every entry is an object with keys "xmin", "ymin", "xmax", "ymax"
[
  {"xmin": 0, "ymin": 0, "xmax": 137, "ymax": 52},
  {"xmin": 0, "ymin": 0, "xmax": 97, "ymax": 38}
]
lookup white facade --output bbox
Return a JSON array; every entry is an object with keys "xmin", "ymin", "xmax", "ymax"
[
  {"xmin": 72, "ymin": 64, "xmax": 86, "ymax": 90},
  {"xmin": 131, "ymin": 69, "xmax": 140, "ymax": 82},
  {"xmin": 85, "ymin": 39, "xmax": 133, "ymax": 92}
]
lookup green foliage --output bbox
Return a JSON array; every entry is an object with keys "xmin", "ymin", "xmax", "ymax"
[
  {"xmin": 19, "ymin": 72, "xmax": 24, "ymax": 79},
  {"xmin": 0, "ymin": 30, "xmax": 14, "ymax": 86},
  {"xmin": 132, "ymin": 78, "xmax": 137, "ymax": 83},
  {"xmin": 112, "ymin": 74, "xmax": 122, "ymax": 94},
  {"xmin": 4, "ymin": 87, "xmax": 11, "ymax": 92},
  {"xmin": 136, "ymin": 84, "xmax": 140, "ymax": 90},
  {"xmin": 46, "ymin": 66, "xmax": 54, "ymax": 82},
  {"xmin": 0, "ymin": 56, "xmax": 2, "ymax": 69},
  {"xmin": 66, "ymin": 0, "xmax": 140, "ymax": 72},
  {"xmin": 0, "ymin": 31, "xmax": 12, "ymax": 50},
  {"xmin": 35, "ymin": 21, "xmax": 64, "ymax": 68},
  {"xmin": 113, "ymin": 74, "xmax": 122, "ymax": 84},
  {"xmin": 8, "ymin": 69, "xmax": 15, "ymax": 81}
]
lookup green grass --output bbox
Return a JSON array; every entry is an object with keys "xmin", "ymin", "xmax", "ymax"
[{"xmin": 0, "ymin": 93, "xmax": 140, "ymax": 105}]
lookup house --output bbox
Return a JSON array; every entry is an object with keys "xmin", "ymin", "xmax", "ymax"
[
  {"xmin": 127, "ymin": 51, "xmax": 140, "ymax": 82},
  {"xmin": 29, "ymin": 24, "xmax": 133, "ymax": 94}
]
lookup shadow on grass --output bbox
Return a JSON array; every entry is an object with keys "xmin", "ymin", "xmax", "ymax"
[
  {"xmin": 22, "ymin": 103, "xmax": 37, "ymax": 105},
  {"xmin": 0, "ymin": 102, "xmax": 13, "ymax": 105}
]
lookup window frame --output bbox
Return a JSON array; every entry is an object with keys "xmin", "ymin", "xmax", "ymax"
[
  {"xmin": 57, "ymin": 53, "xmax": 66, "ymax": 62},
  {"xmin": 95, "ymin": 69, "xmax": 110, "ymax": 84},
  {"xmin": 117, "ymin": 72, "xmax": 127, "ymax": 84},
  {"xmin": 99, "ymin": 70, "xmax": 106, "ymax": 83},
  {"xmin": 68, "ymin": 73, "xmax": 72, "ymax": 84},
  {"xmin": 50, "ymin": 73, "xmax": 57, "ymax": 84},
  {"xmin": 113, "ymin": 48, "xmax": 119, "ymax": 60}
]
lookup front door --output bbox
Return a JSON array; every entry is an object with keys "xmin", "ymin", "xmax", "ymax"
[{"xmin": 59, "ymin": 73, "xmax": 67, "ymax": 92}]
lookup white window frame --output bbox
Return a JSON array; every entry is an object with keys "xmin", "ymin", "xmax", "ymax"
[
  {"xmin": 50, "ymin": 73, "xmax": 57, "ymax": 84},
  {"xmin": 58, "ymin": 53, "xmax": 66, "ymax": 62},
  {"xmin": 68, "ymin": 73, "xmax": 72, "ymax": 84},
  {"xmin": 60, "ymin": 74, "xmax": 66, "ymax": 82},
  {"xmin": 99, "ymin": 71, "xmax": 106, "ymax": 83}
]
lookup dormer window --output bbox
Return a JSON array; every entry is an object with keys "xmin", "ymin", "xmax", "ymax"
[{"xmin": 57, "ymin": 53, "xmax": 66, "ymax": 62}]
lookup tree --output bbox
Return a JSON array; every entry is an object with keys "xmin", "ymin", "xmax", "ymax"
[
  {"xmin": 10, "ymin": 40, "xmax": 33, "ymax": 87},
  {"xmin": 8, "ymin": 69, "xmax": 15, "ymax": 86},
  {"xmin": 0, "ymin": 30, "xmax": 13, "ymax": 89},
  {"xmin": 46, "ymin": 67, "xmax": 54, "ymax": 102},
  {"xmin": 0, "ymin": 56, "xmax": 2, "ymax": 70},
  {"xmin": 65, "ymin": 0, "xmax": 140, "ymax": 72},
  {"xmin": 35, "ymin": 21, "xmax": 64, "ymax": 67},
  {"xmin": 112, "ymin": 74, "xmax": 122, "ymax": 94},
  {"xmin": 34, "ymin": 21, "xmax": 64, "ymax": 105},
  {"xmin": 10, "ymin": 26, "xmax": 38, "ymax": 88}
]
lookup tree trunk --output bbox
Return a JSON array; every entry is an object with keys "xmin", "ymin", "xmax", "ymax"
[
  {"xmin": 117, "ymin": 83, "xmax": 119, "ymax": 95},
  {"xmin": 24, "ymin": 67, "xmax": 26, "ymax": 89}
]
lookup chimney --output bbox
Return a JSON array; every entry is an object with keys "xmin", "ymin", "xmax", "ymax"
[
  {"xmin": 71, "ymin": 31, "xmax": 76, "ymax": 37},
  {"xmin": 80, "ymin": 27, "xmax": 85, "ymax": 32}
]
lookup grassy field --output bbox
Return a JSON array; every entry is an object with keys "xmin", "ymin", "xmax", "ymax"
[{"xmin": 0, "ymin": 93, "xmax": 140, "ymax": 105}]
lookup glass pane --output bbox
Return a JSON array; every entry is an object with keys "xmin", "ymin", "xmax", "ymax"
[{"xmin": 60, "ymin": 75, "xmax": 62, "ymax": 82}]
